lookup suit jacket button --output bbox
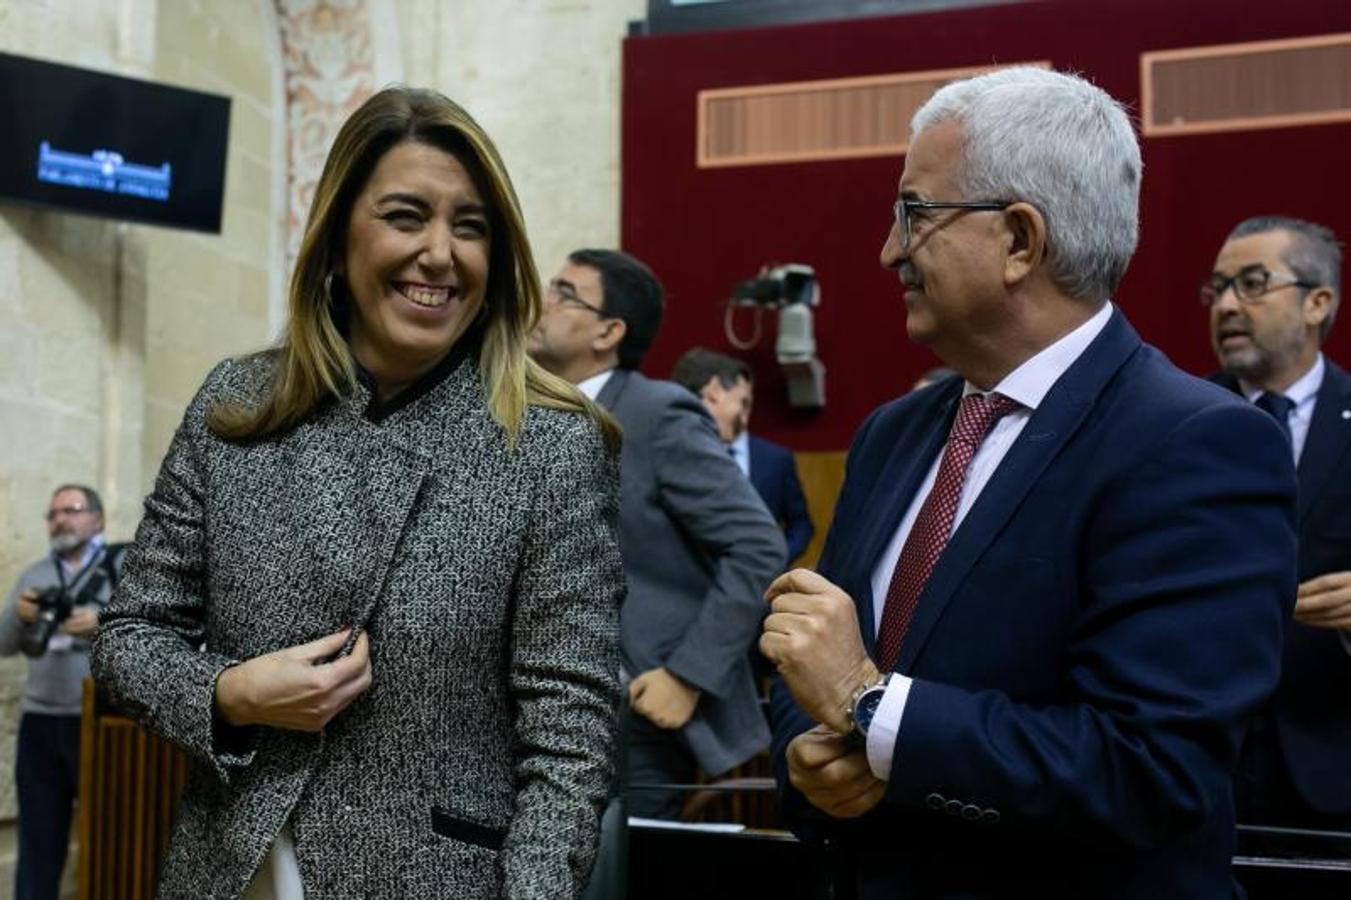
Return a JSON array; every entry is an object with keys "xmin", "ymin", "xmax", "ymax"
[
  {"xmin": 981, "ymin": 809, "xmax": 1000, "ymax": 824},
  {"xmin": 925, "ymin": 792, "xmax": 945, "ymax": 809},
  {"xmin": 944, "ymin": 799, "xmax": 963, "ymax": 816},
  {"xmin": 961, "ymin": 804, "xmax": 982, "ymax": 821}
]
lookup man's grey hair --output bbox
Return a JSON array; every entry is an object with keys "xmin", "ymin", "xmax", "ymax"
[
  {"xmin": 52, "ymin": 483, "xmax": 103, "ymax": 517},
  {"xmin": 911, "ymin": 67, "xmax": 1142, "ymax": 303},
  {"xmin": 1226, "ymin": 215, "xmax": 1343, "ymax": 340}
]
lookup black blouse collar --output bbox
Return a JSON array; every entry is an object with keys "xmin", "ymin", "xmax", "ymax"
[{"xmin": 354, "ymin": 324, "xmax": 483, "ymax": 424}]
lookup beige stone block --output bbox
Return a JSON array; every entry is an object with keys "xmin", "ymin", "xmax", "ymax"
[
  {"xmin": 33, "ymin": 334, "xmax": 103, "ymax": 416},
  {"xmin": 0, "ymin": 400, "xmax": 44, "ymax": 474},
  {"xmin": 146, "ymin": 233, "xmax": 237, "ymax": 303},
  {"xmin": 0, "ymin": 233, "xmax": 21, "ymax": 318},
  {"xmin": 48, "ymin": 411, "xmax": 102, "ymax": 482},
  {"xmin": 0, "ymin": 323, "xmax": 41, "ymax": 401},
  {"xmin": 221, "ymin": 206, "xmax": 274, "ymax": 260},
  {"xmin": 0, "ymin": 655, "xmax": 25, "ymax": 818},
  {"xmin": 230, "ymin": 98, "xmax": 277, "ymax": 164},
  {"xmin": 235, "ymin": 266, "xmax": 272, "ymax": 323},
  {"xmin": 146, "ymin": 344, "xmax": 214, "ymax": 410},
  {"xmin": 210, "ymin": 29, "xmax": 274, "ymax": 100},
  {"xmin": 227, "ymin": 154, "xmax": 276, "ymax": 214},
  {"xmin": 142, "ymin": 398, "xmax": 189, "ymax": 484},
  {"xmin": 147, "ymin": 280, "xmax": 213, "ymax": 352}
]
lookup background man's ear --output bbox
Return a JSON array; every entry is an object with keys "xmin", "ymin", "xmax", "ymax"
[
  {"xmin": 594, "ymin": 317, "xmax": 628, "ymax": 355},
  {"xmin": 1304, "ymin": 287, "xmax": 1334, "ymax": 330}
]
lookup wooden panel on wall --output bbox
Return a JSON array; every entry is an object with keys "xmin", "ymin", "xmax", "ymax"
[
  {"xmin": 79, "ymin": 680, "xmax": 188, "ymax": 900},
  {"xmin": 1142, "ymin": 33, "xmax": 1351, "ymax": 137},
  {"xmin": 697, "ymin": 62, "xmax": 1050, "ymax": 168},
  {"xmin": 791, "ymin": 450, "xmax": 847, "ymax": 569}
]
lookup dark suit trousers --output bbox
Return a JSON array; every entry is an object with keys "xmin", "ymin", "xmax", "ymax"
[
  {"xmin": 624, "ymin": 707, "xmax": 696, "ymax": 819},
  {"xmin": 1236, "ymin": 717, "xmax": 1351, "ymax": 831},
  {"xmin": 14, "ymin": 713, "xmax": 81, "ymax": 900}
]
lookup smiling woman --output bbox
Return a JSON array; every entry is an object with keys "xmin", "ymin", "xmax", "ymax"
[
  {"xmin": 90, "ymin": 87, "xmax": 625, "ymax": 899},
  {"xmin": 343, "ymin": 142, "xmax": 491, "ymax": 399}
]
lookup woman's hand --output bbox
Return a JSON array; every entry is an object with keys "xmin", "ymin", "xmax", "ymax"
[{"xmin": 214, "ymin": 628, "xmax": 372, "ymax": 732}]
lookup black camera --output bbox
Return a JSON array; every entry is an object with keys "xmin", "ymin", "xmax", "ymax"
[
  {"xmin": 729, "ymin": 263, "xmax": 819, "ymax": 308},
  {"xmin": 20, "ymin": 571, "xmax": 106, "ymax": 657}
]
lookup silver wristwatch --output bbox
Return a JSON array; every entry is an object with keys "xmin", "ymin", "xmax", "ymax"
[{"xmin": 846, "ymin": 674, "xmax": 892, "ymax": 741}]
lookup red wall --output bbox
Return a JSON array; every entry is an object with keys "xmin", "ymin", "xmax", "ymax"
[{"xmin": 621, "ymin": 0, "xmax": 1351, "ymax": 451}]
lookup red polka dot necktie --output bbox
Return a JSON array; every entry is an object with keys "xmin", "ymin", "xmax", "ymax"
[{"xmin": 874, "ymin": 392, "xmax": 1021, "ymax": 671}]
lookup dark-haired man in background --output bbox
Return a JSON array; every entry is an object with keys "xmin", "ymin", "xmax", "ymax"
[
  {"xmin": 529, "ymin": 249, "xmax": 785, "ymax": 818},
  {"xmin": 671, "ymin": 347, "xmax": 814, "ymax": 564},
  {"xmin": 1204, "ymin": 215, "xmax": 1351, "ymax": 832},
  {"xmin": 1, "ymin": 485, "xmax": 118, "ymax": 900}
]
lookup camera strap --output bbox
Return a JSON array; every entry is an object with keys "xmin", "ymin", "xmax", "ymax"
[{"xmin": 52, "ymin": 544, "xmax": 108, "ymax": 598}]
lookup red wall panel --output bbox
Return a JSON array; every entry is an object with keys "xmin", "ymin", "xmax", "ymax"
[{"xmin": 621, "ymin": 0, "xmax": 1351, "ymax": 450}]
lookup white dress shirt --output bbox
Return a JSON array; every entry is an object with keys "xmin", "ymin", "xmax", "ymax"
[
  {"xmin": 576, "ymin": 368, "xmax": 615, "ymax": 401},
  {"xmin": 864, "ymin": 302, "xmax": 1114, "ymax": 779}
]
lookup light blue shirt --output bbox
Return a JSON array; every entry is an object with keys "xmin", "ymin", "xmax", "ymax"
[
  {"xmin": 727, "ymin": 431, "xmax": 751, "ymax": 477},
  {"xmin": 1239, "ymin": 353, "xmax": 1322, "ymax": 463}
]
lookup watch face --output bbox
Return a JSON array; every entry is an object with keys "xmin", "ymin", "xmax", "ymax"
[{"xmin": 855, "ymin": 686, "xmax": 886, "ymax": 735}]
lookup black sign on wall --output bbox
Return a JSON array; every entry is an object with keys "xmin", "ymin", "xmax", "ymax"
[{"xmin": 0, "ymin": 52, "xmax": 231, "ymax": 234}]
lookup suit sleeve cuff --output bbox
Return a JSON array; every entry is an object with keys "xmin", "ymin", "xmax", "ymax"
[
  {"xmin": 865, "ymin": 675, "xmax": 913, "ymax": 780},
  {"xmin": 1341, "ymin": 629, "xmax": 1351, "ymax": 656}
]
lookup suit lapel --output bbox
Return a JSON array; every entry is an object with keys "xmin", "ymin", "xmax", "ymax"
[
  {"xmin": 847, "ymin": 387, "xmax": 960, "ymax": 648},
  {"xmin": 894, "ymin": 310, "xmax": 1142, "ymax": 672},
  {"xmin": 595, "ymin": 368, "xmax": 628, "ymax": 412},
  {"xmin": 301, "ymin": 396, "xmax": 429, "ymax": 632},
  {"xmin": 1297, "ymin": 361, "xmax": 1351, "ymax": 524}
]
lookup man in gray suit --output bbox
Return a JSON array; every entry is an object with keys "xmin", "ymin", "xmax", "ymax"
[{"xmin": 530, "ymin": 248, "xmax": 787, "ymax": 818}]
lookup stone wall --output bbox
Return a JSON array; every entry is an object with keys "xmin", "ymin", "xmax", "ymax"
[
  {"xmin": 0, "ymin": 0, "xmax": 158, "ymax": 828},
  {"xmin": 0, "ymin": 0, "xmax": 285, "ymax": 865}
]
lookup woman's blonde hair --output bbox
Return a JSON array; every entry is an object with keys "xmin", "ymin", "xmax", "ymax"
[{"xmin": 209, "ymin": 86, "xmax": 617, "ymax": 450}]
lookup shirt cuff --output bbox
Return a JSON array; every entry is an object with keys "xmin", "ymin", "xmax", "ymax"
[{"xmin": 864, "ymin": 674, "xmax": 913, "ymax": 780}]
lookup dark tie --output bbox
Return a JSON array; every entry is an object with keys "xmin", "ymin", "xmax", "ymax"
[
  {"xmin": 1254, "ymin": 392, "xmax": 1294, "ymax": 444},
  {"xmin": 874, "ymin": 392, "xmax": 1021, "ymax": 671}
]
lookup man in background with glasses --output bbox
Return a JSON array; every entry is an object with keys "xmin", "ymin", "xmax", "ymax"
[
  {"xmin": 1205, "ymin": 216, "xmax": 1351, "ymax": 832},
  {"xmin": 761, "ymin": 67, "xmax": 1296, "ymax": 899},
  {"xmin": 529, "ymin": 250, "xmax": 785, "ymax": 822},
  {"xmin": 1, "ymin": 485, "xmax": 121, "ymax": 900}
]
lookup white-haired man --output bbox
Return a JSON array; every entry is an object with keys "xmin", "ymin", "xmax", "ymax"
[{"xmin": 762, "ymin": 68, "xmax": 1296, "ymax": 898}]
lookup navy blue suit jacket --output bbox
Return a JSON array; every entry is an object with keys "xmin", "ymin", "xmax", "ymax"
[
  {"xmin": 1216, "ymin": 360, "xmax": 1351, "ymax": 816},
  {"xmin": 748, "ymin": 434, "xmax": 814, "ymax": 563},
  {"xmin": 771, "ymin": 311, "xmax": 1298, "ymax": 899}
]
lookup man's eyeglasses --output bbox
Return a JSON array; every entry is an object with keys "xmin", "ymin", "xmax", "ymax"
[
  {"xmin": 893, "ymin": 198, "xmax": 1014, "ymax": 253},
  {"xmin": 45, "ymin": 505, "xmax": 92, "ymax": 521},
  {"xmin": 1199, "ymin": 265, "xmax": 1319, "ymax": 307},
  {"xmin": 545, "ymin": 280, "xmax": 609, "ymax": 317}
]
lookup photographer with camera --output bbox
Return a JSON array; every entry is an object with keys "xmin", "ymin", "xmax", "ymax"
[{"xmin": 0, "ymin": 484, "xmax": 119, "ymax": 900}]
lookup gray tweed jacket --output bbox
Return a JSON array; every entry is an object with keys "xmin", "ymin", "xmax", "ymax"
[{"xmin": 91, "ymin": 351, "xmax": 625, "ymax": 900}]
